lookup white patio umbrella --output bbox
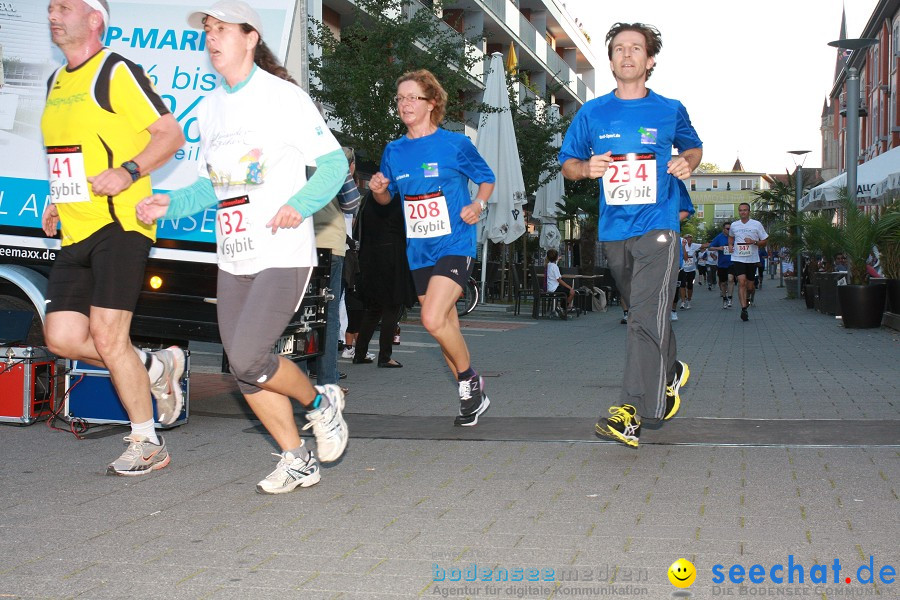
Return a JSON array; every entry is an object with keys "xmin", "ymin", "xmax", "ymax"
[
  {"xmin": 533, "ymin": 104, "xmax": 564, "ymax": 250},
  {"xmin": 472, "ymin": 52, "xmax": 527, "ymax": 296}
]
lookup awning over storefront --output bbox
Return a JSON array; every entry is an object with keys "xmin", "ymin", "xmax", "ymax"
[{"xmin": 801, "ymin": 146, "xmax": 900, "ymax": 211}]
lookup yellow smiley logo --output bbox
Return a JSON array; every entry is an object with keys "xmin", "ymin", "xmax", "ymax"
[{"xmin": 668, "ymin": 558, "xmax": 696, "ymax": 588}]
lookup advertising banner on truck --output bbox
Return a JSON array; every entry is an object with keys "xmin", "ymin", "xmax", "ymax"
[{"xmin": 0, "ymin": 0, "xmax": 298, "ymax": 245}]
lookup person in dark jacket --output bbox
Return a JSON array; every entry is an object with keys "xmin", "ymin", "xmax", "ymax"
[{"xmin": 352, "ymin": 191, "xmax": 417, "ymax": 367}]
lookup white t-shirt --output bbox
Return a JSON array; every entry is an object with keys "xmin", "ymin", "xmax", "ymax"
[
  {"xmin": 682, "ymin": 242, "xmax": 702, "ymax": 272},
  {"xmin": 728, "ymin": 218, "xmax": 768, "ymax": 264},
  {"xmin": 197, "ymin": 68, "xmax": 341, "ymax": 275},
  {"xmin": 546, "ymin": 261, "xmax": 563, "ymax": 292}
]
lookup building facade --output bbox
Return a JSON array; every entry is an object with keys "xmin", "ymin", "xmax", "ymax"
[
  {"xmin": 687, "ymin": 159, "xmax": 771, "ymax": 237},
  {"xmin": 823, "ymin": 0, "xmax": 900, "ymax": 178}
]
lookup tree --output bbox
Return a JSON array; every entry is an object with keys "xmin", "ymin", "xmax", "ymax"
[
  {"xmin": 507, "ymin": 73, "xmax": 570, "ymax": 197},
  {"xmin": 557, "ymin": 177, "xmax": 599, "ymax": 274},
  {"xmin": 307, "ymin": 0, "xmax": 482, "ymax": 163}
]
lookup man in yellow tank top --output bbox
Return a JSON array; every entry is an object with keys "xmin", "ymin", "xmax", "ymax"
[{"xmin": 40, "ymin": 0, "xmax": 185, "ymax": 475}]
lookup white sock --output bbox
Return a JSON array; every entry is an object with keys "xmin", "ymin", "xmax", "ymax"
[
  {"xmin": 134, "ymin": 347, "xmax": 165, "ymax": 383},
  {"xmin": 131, "ymin": 419, "xmax": 159, "ymax": 445}
]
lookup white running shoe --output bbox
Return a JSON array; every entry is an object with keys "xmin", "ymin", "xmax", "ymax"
[
  {"xmin": 341, "ymin": 347, "xmax": 355, "ymax": 359},
  {"xmin": 107, "ymin": 435, "xmax": 170, "ymax": 476},
  {"xmin": 256, "ymin": 444, "xmax": 320, "ymax": 494},
  {"xmin": 685, "ymin": 300, "xmax": 691, "ymax": 309},
  {"xmin": 671, "ymin": 311, "xmax": 678, "ymax": 321},
  {"xmin": 150, "ymin": 346, "xmax": 185, "ymax": 425},
  {"xmin": 303, "ymin": 384, "xmax": 349, "ymax": 462}
]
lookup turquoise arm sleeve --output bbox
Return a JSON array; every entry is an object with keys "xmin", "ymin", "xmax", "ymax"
[
  {"xmin": 286, "ymin": 149, "xmax": 349, "ymax": 218},
  {"xmin": 165, "ymin": 177, "xmax": 218, "ymax": 219}
]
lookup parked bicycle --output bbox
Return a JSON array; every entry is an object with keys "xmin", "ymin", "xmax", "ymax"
[{"xmin": 456, "ymin": 276, "xmax": 479, "ymax": 317}]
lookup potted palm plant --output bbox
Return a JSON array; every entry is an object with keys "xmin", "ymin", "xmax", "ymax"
[
  {"xmin": 802, "ymin": 212, "xmax": 842, "ymax": 312},
  {"xmin": 837, "ymin": 194, "xmax": 887, "ymax": 328},
  {"xmin": 875, "ymin": 200, "xmax": 900, "ymax": 312}
]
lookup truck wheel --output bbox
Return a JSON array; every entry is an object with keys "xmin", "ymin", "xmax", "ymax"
[{"xmin": 0, "ymin": 294, "xmax": 46, "ymax": 347}]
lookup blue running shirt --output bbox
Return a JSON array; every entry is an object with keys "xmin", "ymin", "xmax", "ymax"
[
  {"xmin": 381, "ymin": 128, "xmax": 495, "ymax": 270},
  {"xmin": 558, "ymin": 90, "xmax": 702, "ymax": 242}
]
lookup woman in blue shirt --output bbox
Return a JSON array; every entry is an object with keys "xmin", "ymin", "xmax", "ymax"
[{"xmin": 369, "ymin": 69, "xmax": 495, "ymax": 427}]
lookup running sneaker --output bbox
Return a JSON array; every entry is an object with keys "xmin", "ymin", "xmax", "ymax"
[
  {"xmin": 341, "ymin": 346, "xmax": 355, "ymax": 359},
  {"xmin": 303, "ymin": 384, "xmax": 349, "ymax": 462},
  {"xmin": 150, "ymin": 346, "xmax": 185, "ymax": 425},
  {"xmin": 455, "ymin": 375, "xmax": 490, "ymax": 427},
  {"xmin": 679, "ymin": 302, "xmax": 686, "ymax": 310},
  {"xmin": 727, "ymin": 297, "xmax": 733, "ymax": 308},
  {"xmin": 594, "ymin": 404, "xmax": 641, "ymax": 448},
  {"xmin": 107, "ymin": 435, "xmax": 170, "ymax": 476},
  {"xmin": 671, "ymin": 311, "xmax": 678, "ymax": 321},
  {"xmin": 741, "ymin": 308, "xmax": 749, "ymax": 322},
  {"xmin": 620, "ymin": 312, "xmax": 628, "ymax": 325},
  {"xmin": 256, "ymin": 445, "xmax": 321, "ymax": 494},
  {"xmin": 722, "ymin": 297, "xmax": 728, "ymax": 309},
  {"xmin": 684, "ymin": 300, "xmax": 691, "ymax": 310},
  {"xmin": 664, "ymin": 361, "xmax": 690, "ymax": 420}
]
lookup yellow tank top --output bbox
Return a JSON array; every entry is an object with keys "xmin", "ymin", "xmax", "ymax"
[{"xmin": 41, "ymin": 49, "xmax": 170, "ymax": 245}]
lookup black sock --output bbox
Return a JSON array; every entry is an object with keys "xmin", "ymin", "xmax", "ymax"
[{"xmin": 457, "ymin": 367, "xmax": 476, "ymax": 381}]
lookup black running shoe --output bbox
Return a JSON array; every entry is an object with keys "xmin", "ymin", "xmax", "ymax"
[
  {"xmin": 454, "ymin": 375, "xmax": 490, "ymax": 426},
  {"xmin": 741, "ymin": 308, "xmax": 749, "ymax": 321},
  {"xmin": 595, "ymin": 404, "xmax": 641, "ymax": 447}
]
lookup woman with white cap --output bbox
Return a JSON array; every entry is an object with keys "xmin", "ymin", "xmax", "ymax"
[{"xmin": 137, "ymin": 0, "xmax": 350, "ymax": 494}]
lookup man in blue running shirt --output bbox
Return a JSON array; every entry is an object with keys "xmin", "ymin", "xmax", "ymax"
[
  {"xmin": 559, "ymin": 22, "xmax": 701, "ymax": 448},
  {"xmin": 708, "ymin": 222, "xmax": 735, "ymax": 308}
]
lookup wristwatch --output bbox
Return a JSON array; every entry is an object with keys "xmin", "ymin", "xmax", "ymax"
[
  {"xmin": 121, "ymin": 160, "xmax": 141, "ymax": 182},
  {"xmin": 478, "ymin": 199, "xmax": 487, "ymax": 211}
]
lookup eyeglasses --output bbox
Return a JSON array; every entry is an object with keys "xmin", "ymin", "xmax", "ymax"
[{"xmin": 395, "ymin": 95, "xmax": 429, "ymax": 105}]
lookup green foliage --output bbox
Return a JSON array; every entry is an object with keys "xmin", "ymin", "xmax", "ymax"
[
  {"xmin": 838, "ymin": 191, "xmax": 881, "ymax": 285},
  {"xmin": 753, "ymin": 178, "xmax": 802, "ymax": 258},
  {"xmin": 875, "ymin": 200, "xmax": 900, "ymax": 279},
  {"xmin": 307, "ymin": 0, "xmax": 482, "ymax": 163},
  {"xmin": 801, "ymin": 213, "xmax": 842, "ymax": 272},
  {"xmin": 506, "ymin": 72, "xmax": 571, "ymax": 197}
]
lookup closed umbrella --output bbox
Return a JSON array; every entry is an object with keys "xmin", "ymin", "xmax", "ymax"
[
  {"xmin": 472, "ymin": 52, "xmax": 527, "ymax": 296},
  {"xmin": 534, "ymin": 104, "xmax": 564, "ymax": 250}
]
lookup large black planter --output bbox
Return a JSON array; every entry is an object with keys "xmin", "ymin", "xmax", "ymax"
[
  {"xmin": 837, "ymin": 284, "xmax": 887, "ymax": 328},
  {"xmin": 804, "ymin": 284, "xmax": 817, "ymax": 309}
]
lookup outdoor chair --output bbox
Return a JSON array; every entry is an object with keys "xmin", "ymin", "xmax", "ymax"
[{"xmin": 509, "ymin": 265, "xmax": 530, "ymax": 316}]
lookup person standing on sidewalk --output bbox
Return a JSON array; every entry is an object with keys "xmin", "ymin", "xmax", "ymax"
[
  {"xmin": 41, "ymin": 0, "xmax": 186, "ymax": 475},
  {"xmin": 137, "ymin": 1, "xmax": 349, "ymax": 494},
  {"xmin": 368, "ymin": 69, "xmax": 495, "ymax": 427},
  {"xmin": 728, "ymin": 202, "xmax": 768, "ymax": 322},
  {"xmin": 708, "ymin": 222, "xmax": 734, "ymax": 308},
  {"xmin": 560, "ymin": 22, "xmax": 701, "ymax": 448}
]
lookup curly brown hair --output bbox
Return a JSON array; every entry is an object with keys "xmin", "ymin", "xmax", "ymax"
[
  {"xmin": 240, "ymin": 24, "xmax": 297, "ymax": 85},
  {"xmin": 396, "ymin": 69, "xmax": 448, "ymax": 126},
  {"xmin": 605, "ymin": 22, "xmax": 662, "ymax": 80}
]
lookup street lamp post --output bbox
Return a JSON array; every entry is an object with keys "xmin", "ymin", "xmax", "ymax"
[
  {"xmin": 788, "ymin": 150, "xmax": 810, "ymax": 300},
  {"xmin": 828, "ymin": 38, "xmax": 879, "ymax": 205}
]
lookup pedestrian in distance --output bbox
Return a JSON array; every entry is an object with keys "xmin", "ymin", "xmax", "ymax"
[
  {"xmin": 136, "ymin": 0, "xmax": 349, "ymax": 494},
  {"xmin": 368, "ymin": 69, "xmax": 495, "ymax": 427},
  {"xmin": 41, "ymin": 0, "xmax": 186, "ymax": 475},
  {"xmin": 728, "ymin": 202, "xmax": 768, "ymax": 322},
  {"xmin": 560, "ymin": 22, "xmax": 701, "ymax": 448}
]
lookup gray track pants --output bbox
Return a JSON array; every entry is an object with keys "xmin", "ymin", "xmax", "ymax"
[{"xmin": 603, "ymin": 229, "xmax": 679, "ymax": 423}]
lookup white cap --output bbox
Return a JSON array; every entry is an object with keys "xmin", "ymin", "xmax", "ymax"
[{"xmin": 187, "ymin": 0, "xmax": 263, "ymax": 37}]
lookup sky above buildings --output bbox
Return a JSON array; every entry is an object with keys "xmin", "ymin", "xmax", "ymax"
[{"xmin": 566, "ymin": 0, "xmax": 880, "ymax": 174}]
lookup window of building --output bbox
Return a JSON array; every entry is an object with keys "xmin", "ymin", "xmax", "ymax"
[
  {"xmin": 690, "ymin": 179, "xmax": 696, "ymax": 191},
  {"xmin": 740, "ymin": 179, "xmax": 753, "ymax": 190},
  {"xmin": 711, "ymin": 179, "xmax": 719, "ymax": 189},
  {"xmin": 714, "ymin": 205, "xmax": 734, "ymax": 220},
  {"xmin": 695, "ymin": 205, "xmax": 704, "ymax": 219}
]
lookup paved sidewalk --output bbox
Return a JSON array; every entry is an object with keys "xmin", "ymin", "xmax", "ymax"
[{"xmin": 0, "ymin": 283, "xmax": 898, "ymax": 599}]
